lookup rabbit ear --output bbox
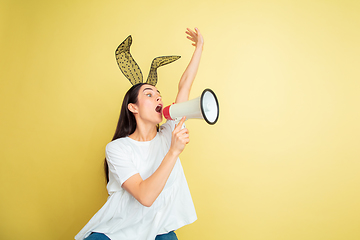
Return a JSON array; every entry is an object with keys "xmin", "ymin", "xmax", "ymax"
[
  {"xmin": 146, "ymin": 56, "xmax": 181, "ymax": 86},
  {"xmin": 115, "ymin": 35, "xmax": 143, "ymax": 85}
]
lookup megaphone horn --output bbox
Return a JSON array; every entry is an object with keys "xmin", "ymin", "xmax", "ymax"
[{"xmin": 163, "ymin": 88, "xmax": 219, "ymax": 125}]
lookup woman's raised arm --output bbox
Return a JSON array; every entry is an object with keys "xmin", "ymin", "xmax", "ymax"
[{"xmin": 175, "ymin": 28, "xmax": 204, "ymax": 104}]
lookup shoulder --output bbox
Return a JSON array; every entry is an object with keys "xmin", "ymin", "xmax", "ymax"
[
  {"xmin": 106, "ymin": 137, "xmax": 132, "ymax": 153},
  {"xmin": 159, "ymin": 120, "xmax": 176, "ymax": 133}
]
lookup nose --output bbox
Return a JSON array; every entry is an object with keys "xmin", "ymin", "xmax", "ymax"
[{"xmin": 156, "ymin": 95, "xmax": 162, "ymax": 101}]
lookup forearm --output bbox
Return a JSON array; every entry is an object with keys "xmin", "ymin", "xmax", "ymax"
[
  {"xmin": 175, "ymin": 46, "xmax": 203, "ymax": 103},
  {"xmin": 137, "ymin": 150, "xmax": 179, "ymax": 207}
]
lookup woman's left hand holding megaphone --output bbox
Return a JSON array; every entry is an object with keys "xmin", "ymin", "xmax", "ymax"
[{"xmin": 169, "ymin": 117, "xmax": 190, "ymax": 156}]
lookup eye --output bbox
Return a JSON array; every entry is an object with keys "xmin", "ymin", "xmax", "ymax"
[{"xmin": 146, "ymin": 93, "xmax": 152, "ymax": 97}]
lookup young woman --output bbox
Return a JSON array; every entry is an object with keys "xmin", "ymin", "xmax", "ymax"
[{"xmin": 75, "ymin": 28, "xmax": 204, "ymax": 240}]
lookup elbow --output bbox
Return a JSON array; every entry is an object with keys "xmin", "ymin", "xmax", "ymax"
[
  {"xmin": 142, "ymin": 202, "xmax": 153, "ymax": 208},
  {"xmin": 138, "ymin": 196, "xmax": 155, "ymax": 208}
]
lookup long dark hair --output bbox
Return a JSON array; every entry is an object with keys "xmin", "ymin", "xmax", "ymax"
[{"xmin": 104, "ymin": 83, "xmax": 146, "ymax": 183}]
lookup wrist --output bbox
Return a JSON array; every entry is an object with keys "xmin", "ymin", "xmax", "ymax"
[
  {"xmin": 196, "ymin": 45, "xmax": 203, "ymax": 51},
  {"xmin": 168, "ymin": 148, "xmax": 180, "ymax": 159},
  {"xmin": 196, "ymin": 42, "xmax": 204, "ymax": 50}
]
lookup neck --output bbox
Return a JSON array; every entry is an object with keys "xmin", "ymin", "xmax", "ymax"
[{"xmin": 128, "ymin": 120, "xmax": 158, "ymax": 142}]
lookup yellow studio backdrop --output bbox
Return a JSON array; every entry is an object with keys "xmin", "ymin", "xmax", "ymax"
[{"xmin": 1, "ymin": 0, "xmax": 359, "ymax": 239}]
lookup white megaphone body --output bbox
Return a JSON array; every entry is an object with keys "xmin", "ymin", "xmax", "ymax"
[{"xmin": 163, "ymin": 88, "xmax": 219, "ymax": 125}]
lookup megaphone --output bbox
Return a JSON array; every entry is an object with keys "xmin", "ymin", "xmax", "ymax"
[{"xmin": 163, "ymin": 88, "xmax": 219, "ymax": 125}]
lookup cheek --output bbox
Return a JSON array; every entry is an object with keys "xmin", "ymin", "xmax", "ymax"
[{"xmin": 138, "ymin": 98, "xmax": 154, "ymax": 112}]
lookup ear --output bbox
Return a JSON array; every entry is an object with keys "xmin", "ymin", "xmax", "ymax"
[{"xmin": 128, "ymin": 103, "xmax": 138, "ymax": 114}]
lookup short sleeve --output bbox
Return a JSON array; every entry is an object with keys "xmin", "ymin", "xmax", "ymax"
[
  {"xmin": 159, "ymin": 120, "xmax": 176, "ymax": 144},
  {"xmin": 106, "ymin": 140, "xmax": 138, "ymax": 186}
]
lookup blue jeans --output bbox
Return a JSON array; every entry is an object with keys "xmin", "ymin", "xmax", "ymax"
[
  {"xmin": 84, "ymin": 232, "xmax": 110, "ymax": 240},
  {"xmin": 84, "ymin": 231, "xmax": 177, "ymax": 240},
  {"xmin": 155, "ymin": 231, "xmax": 178, "ymax": 240}
]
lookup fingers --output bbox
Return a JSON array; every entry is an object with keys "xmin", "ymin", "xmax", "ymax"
[
  {"xmin": 175, "ymin": 116, "xmax": 186, "ymax": 131},
  {"xmin": 186, "ymin": 35, "xmax": 197, "ymax": 43},
  {"xmin": 178, "ymin": 127, "xmax": 189, "ymax": 135},
  {"xmin": 174, "ymin": 117, "xmax": 189, "ymax": 142},
  {"xmin": 171, "ymin": 117, "xmax": 190, "ymax": 154},
  {"xmin": 186, "ymin": 28, "xmax": 203, "ymax": 48},
  {"xmin": 186, "ymin": 28, "xmax": 200, "ymax": 36},
  {"xmin": 175, "ymin": 128, "xmax": 190, "ymax": 145},
  {"xmin": 194, "ymin": 27, "xmax": 200, "ymax": 35},
  {"xmin": 186, "ymin": 28, "xmax": 198, "ymax": 40},
  {"xmin": 186, "ymin": 27, "xmax": 196, "ymax": 35}
]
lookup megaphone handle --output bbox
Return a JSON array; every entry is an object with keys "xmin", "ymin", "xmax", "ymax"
[{"xmin": 174, "ymin": 118, "xmax": 186, "ymax": 130}]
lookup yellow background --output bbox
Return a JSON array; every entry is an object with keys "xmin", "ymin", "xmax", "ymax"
[{"xmin": 1, "ymin": 0, "xmax": 359, "ymax": 239}]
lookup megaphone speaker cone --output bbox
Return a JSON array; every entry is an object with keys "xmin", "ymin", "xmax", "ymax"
[{"xmin": 200, "ymin": 89, "xmax": 219, "ymax": 125}]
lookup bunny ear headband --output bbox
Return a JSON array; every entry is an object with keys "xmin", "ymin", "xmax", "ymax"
[{"xmin": 115, "ymin": 35, "xmax": 181, "ymax": 86}]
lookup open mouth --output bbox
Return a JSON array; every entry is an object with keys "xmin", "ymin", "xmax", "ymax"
[{"xmin": 155, "ymin": 104, "xmax": 163, "ymax": 114}]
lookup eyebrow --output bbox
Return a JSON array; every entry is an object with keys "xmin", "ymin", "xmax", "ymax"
[{"xmin": 143, "ymin": 88, "xmax": 160, "ymax": 94}]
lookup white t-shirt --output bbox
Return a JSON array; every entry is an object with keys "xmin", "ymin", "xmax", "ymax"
[{"xmin": 75, "ymin": 120, "xmax": 197, "ymax": 240}]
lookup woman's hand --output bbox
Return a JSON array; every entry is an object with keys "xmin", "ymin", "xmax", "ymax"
[
  {"xmin": 186, "ymin": 28, "xmax": 204, "ymax": 49},
  {"xmin": 169, "ymin": 117, "xmax": 190, "ymax": 156}
]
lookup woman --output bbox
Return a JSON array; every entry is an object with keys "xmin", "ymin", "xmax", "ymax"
[{"xmin": 75, "ymin": 28, "xmax": 204, "ymax": 240}]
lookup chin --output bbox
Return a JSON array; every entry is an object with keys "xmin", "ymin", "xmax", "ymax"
[
  {"xmin": 156, "ymin": 116, "xmax": 163, "ymax": 124},
  {"xmin": 148, "ymin": 115, "xmax": 162, "ymax": 125}
]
